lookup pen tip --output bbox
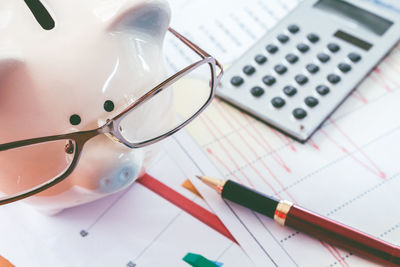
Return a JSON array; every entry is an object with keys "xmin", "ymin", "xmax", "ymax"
[{"xmin": 195, "ymin": 176, "xmax": 225, "ymax": 194}]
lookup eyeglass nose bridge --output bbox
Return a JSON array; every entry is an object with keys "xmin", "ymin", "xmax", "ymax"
[
  {"xmin": 97, "ymin": 118, "xmax": 138, "ymax": 149},
  {"xmin": 97, "ymin": 119, "xmax": 115, "ymax": 134}
]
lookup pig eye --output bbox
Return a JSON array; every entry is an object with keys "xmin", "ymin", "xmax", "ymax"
[
  {"xmin": 104, "ymin": 100, "xmax": 115, "ymax": 112},
  {"xmin": 69, "ymin": 114, "xmax": 81, "ymax": 126}
]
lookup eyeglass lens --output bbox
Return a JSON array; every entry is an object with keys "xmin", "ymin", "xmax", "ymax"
[
  {"xmin": 0, "ymin": 139, "xmax": 76, "ymax": 199},
  {"xmin": 118, "ymin": 62, "xmax": 213, "ymax": 144}
]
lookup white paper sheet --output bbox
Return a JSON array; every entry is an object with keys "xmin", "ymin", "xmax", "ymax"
[
  {"xmin": 165, "ymin": 0, "xmax": 400, "ymax": 266},
  {"xmin": 0, "ymin": 139, "xmax": 252, "ymax": 267},
  {"xmin": 168, "ymin": 0, "xmax": 300, "ymax": 68}
]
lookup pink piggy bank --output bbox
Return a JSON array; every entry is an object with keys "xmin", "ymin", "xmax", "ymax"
[{"xmin": 0, "ymin": 0, "xmax": 191, "ymax": 214}]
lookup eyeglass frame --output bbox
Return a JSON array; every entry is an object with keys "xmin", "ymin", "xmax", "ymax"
[{"xmin": 0, "ymin": 27, "xmax": 223, "ymax": 205}]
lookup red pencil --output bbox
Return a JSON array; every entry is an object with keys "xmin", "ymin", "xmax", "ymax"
[{"xmin": 197, "ymin": 176, "xmax": 400, "ymax": 266}]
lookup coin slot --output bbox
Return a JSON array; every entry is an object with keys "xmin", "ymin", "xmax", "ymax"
[{"xmin": 23, "ymin": 0, "xmax": 55, "ymax": 30}]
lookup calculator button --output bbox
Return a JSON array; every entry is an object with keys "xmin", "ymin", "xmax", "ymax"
[
  {"xmin": 295, "ymin": 74, "xmax": 308, "ymax": 85},
  {"xmin": 297, "ymin": 43, "xmax": 309, "ymax": 53},
  {"xmin": 306, "ymin": 63, "xmax": 319, "ymax": 74},
  {"xmin": 266, "ymin": 44, "xmax": 279, "ymax": 54},
  {"xmin": 307, "ymin": 33, "xmax": 319, "ymax": 43},
  {"xmin": 283, "ymin": 85, "xmax": 297, "ymax": 96},
  {"xmin": 243, "ymin": 65, "xmax": 256, "ymax": 75},
  {"xmin": 316, "ymin": 85, "xmax": 330, "ymax": 96},
  {"xmin": 317, "ymin": 53, "xmax": 330, "ymax": 63},
  {"xmin": 327, "ymin": 74, "xmax": 341, "ymax": 84},
  {"xmin": 327, "ymin": 43, "xmax": 340, "ymax": 53},
  {"xmin": 338, "ymin": 63, "xmax": 351, "ymax": 73},
  {"xmin": 274, "ymin": 64, "xmax": 287, "ymax": 75},
  {"xmin": 292, "ymin": 108, "xmax": 307, "ymax": 119},
  {"xmin": 305, "ymin": 96, "xmax": 319, "ymax": 107},
  {"xmin": 255, "ymin": 54, "xmax": 267, "ymax": 65},
  {"xmin": 285, "ymin": 53, "xmax": 299, "ymax": 64},
  {"xmin": 277, "ymin": 34, "xmax": 289, "ymax": 44},
  {"xmin": 262, "ymin": 75, "xmax": 276, "ymax": 86},
  {"xmin": 271, "ymin": 97, "xmax": 285, "ymax": 108},
  {"xmin": 288, "ymin": 24, "xmax": 300, "ymax": 34},
  {"xmin": 231, "ymin": 76, "xmax": 244, "ymax": 87},
  {"xmin": 250, "ymin": 86, "xmax": 265, "ymax": 97},
  {"xmin": 348, "ymin": 52, "xmax": 361, "ymax": 63}
]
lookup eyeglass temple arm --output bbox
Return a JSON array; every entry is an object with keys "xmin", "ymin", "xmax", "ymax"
[
  {"xmin": 168, "ymin": 27, "xmax": 224, "ymax": 81},
  {"xmin": 0, "ymin": 136, "xmax": 60, "ymax": 151},
  {"xmin": 0, "ymin": 129, "xmax": 99, "ymax": 152}
]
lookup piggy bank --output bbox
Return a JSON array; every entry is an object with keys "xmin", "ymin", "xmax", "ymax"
[{"xmin": 0, "ymin": 0, "xmax": 173, "ymax": 214}]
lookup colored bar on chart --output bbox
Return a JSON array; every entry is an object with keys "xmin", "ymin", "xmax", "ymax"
[
  {"xmin": 0, "ymin": 256, "xmax": 13, "ymax": 267},
  {"xmin": 183, "ymin": 253, "xmax": 223, "ymax": 267}
]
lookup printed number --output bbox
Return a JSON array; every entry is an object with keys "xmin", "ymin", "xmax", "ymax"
[{"xmin": 80, "ymin": 230, "xmax": 89, "ymax": 237}]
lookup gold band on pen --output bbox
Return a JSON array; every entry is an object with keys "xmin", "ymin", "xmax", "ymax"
[{"xmin": 274, "ymin": 200, "xmax": 294, "ymax": 226}]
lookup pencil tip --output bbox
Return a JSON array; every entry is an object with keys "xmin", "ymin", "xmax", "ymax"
[{"xmin": 195, "ymin": 175, "xmax": 203, "ymax": 180}]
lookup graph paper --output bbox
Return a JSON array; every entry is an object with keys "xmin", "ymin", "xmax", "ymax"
[
  {"xmin": 167, "ymin": 0, "xmax": 400, "ymax": 266},
  {"xmin": 0, "ymin": 138, "xmax": 252, "ymax": 267}
]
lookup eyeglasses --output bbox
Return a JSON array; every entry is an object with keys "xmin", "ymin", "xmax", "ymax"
[{"xmin": 0, "ymin": 27, "xmax": 223, "ymax": 205}]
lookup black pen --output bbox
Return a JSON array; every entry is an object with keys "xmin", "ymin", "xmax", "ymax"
[{"xmin": 197, "ymin": 175, "xmax": 400, "ymax": 266}]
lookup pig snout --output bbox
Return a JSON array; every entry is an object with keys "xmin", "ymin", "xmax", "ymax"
[
  {"xmin": 71, "ymin": 134, "xmax": 143, "ymax": 194},
  {"xmin": 98, "ymin": 165, "xmax": 137, "ymax": 193}
]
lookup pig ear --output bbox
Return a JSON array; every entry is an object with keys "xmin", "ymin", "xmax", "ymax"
[{"xmin": 108, "ymin": 1, "xmax": 170, "ymax": 39}]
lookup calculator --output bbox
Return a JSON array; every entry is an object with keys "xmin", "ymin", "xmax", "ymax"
[{"xmin": 217, "ymin": 0, "xmax": 400, "ymax": 143}]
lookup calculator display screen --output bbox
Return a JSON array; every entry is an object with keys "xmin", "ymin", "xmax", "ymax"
[{"xmin": 314, "ymin": 0, "xmax": 393, "ymax": 36}]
